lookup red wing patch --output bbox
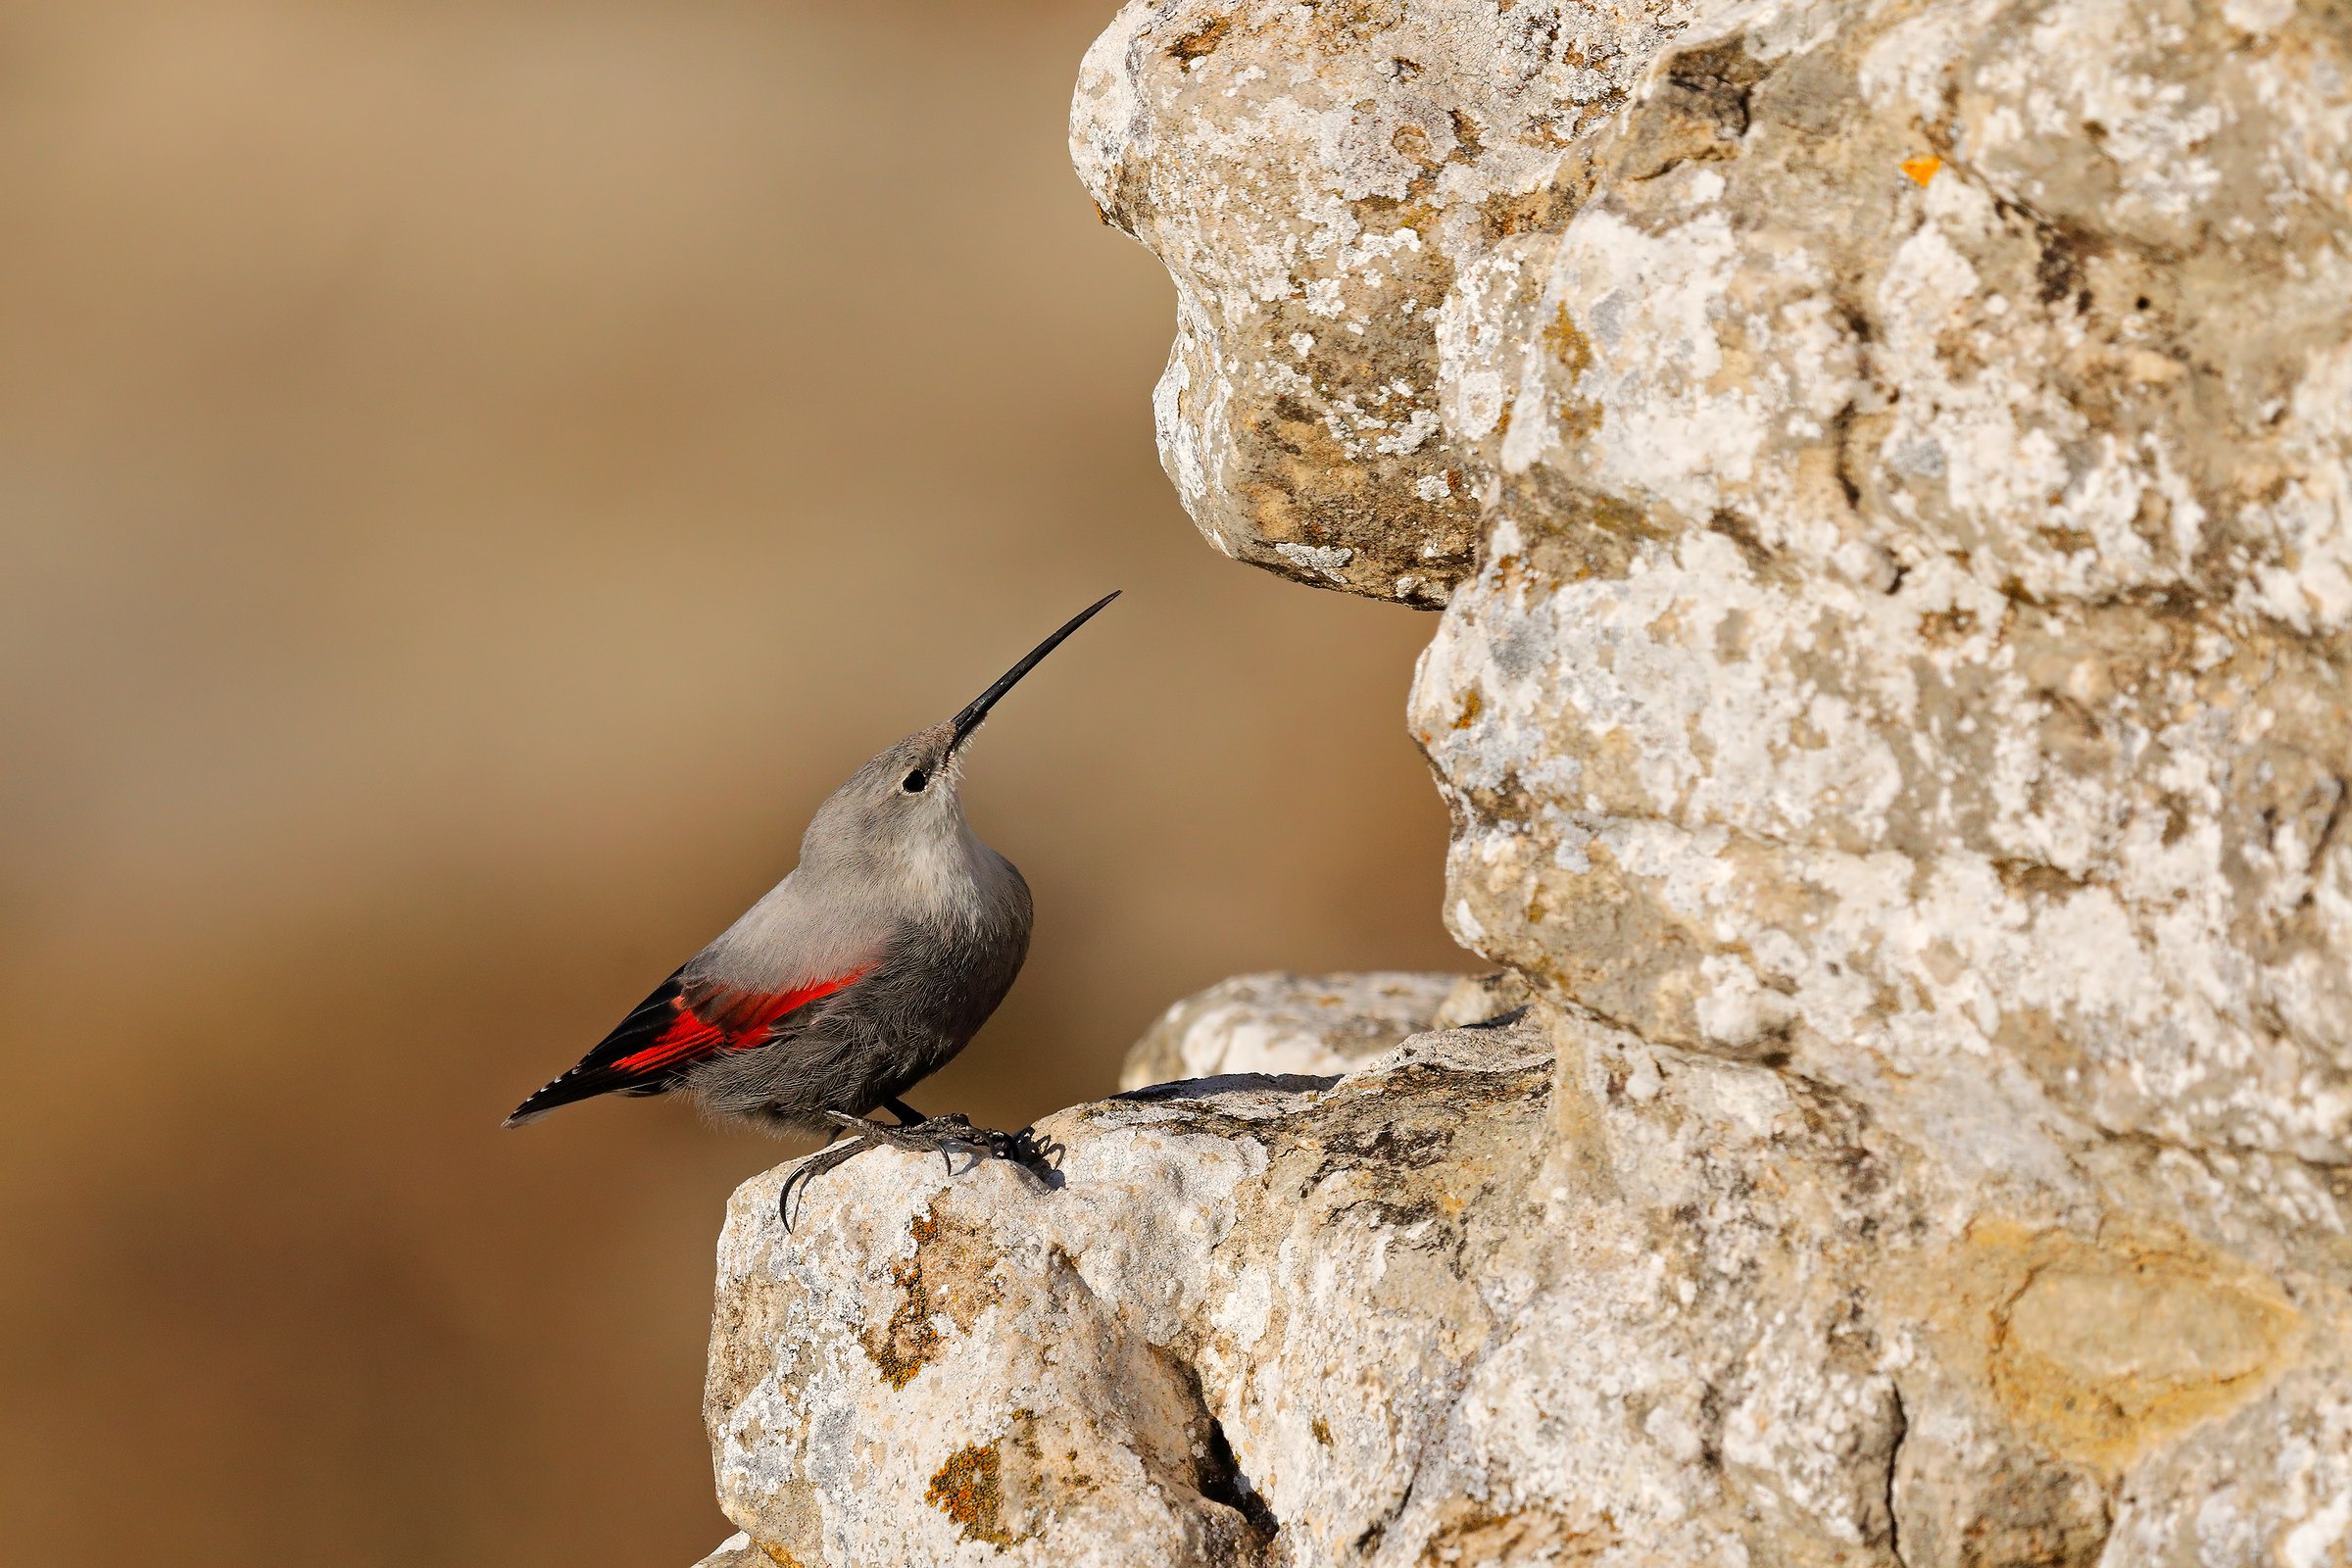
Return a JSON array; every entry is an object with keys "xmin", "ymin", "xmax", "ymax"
[
  {"xmin": 506, "ymin": 962, "xmax": 871, "ymax": 1127},
  {"xmin": 608, "ymin": 969, "xmax": 867, "ymax": 1076}
]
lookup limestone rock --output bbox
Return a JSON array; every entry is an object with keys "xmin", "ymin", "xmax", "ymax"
[
  {"xmin": 1084, "ymin": 0, "xmax": 2352, "ymax": 1555},
  {"xmin": 1428, "ymin": 967, "xmax": 1537, "ymax": 1031},
  {"xmin": 1404, "ymin": 0, "xmax": 2352, "ymax": 1172},
  {"xmin": 1071, "ymin": 0, "xmax": 1692, "ymax": 603},
  {"xmin": 1078, "ymin": 0, "xmax": 2352, "ymax": 1165},
  {"xmin": 703, "ymin": 1002, "xmax": 2349, "ymax": 1566},
  {"xmin": 1119, "ymin": 970, "xmax": 1467, "ymax": 1088}
]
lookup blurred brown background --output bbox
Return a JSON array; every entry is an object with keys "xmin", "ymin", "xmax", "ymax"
[{"xmin": 0, "ymin": 2, "xmax": 1465, "ymax": 1563}]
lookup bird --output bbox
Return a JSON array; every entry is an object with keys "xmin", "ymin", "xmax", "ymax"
[{"xmin": 504, "ymin": 591, "xmax": 1118, "ymax": 1225}]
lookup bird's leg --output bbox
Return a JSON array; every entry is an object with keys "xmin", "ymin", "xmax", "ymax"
[
  {"xmin": 877, "ymin": 1098, "xmax": 963, "ymax": 1174},
  {"xmin": 776, "ymin": 1106, "xmax": 1055, "ymax": 1230}
]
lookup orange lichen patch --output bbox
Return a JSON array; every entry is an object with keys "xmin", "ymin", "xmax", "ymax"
[
  {"xmin": 926, "ymin": 1443, "xmax": 1014, "ymax": 1546},
  {"xmin": 858, "ymin": 1203, "xmax": 1002, "ymax": 1391},
  {"xmin": 759, "ymin": 1544, "xmax": 804, "ymax": 1568},
  {"xmin": 1900, "ymin": 154, "xmax": 1942, "ymax": 186},
  {"xmin": 1452, "ymin": 688, "xmax": 1483, "ymax": 729},
  {"xmin": 860, "ymin": 1242, "xmax": 941, "ymax": 1390}
]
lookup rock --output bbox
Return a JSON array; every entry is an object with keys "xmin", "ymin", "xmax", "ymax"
[
  {"xmin": 1071, "ymin": 0, "xmax": 1679, "ymax": 604},
  {"xmin": 1401, "ymin": 0, "xmax": 2352, "ymax": 1171},
  {"xmin": 1077, "ymin": 0, "xmax": 2352, "ymax": 1166},
  {"xmin": 705, "ymin": 1020, "xmax": 1563, "ymax": 1568},
  {"xmin": 1118, "ymin": 971, "xmax": 1462, "ymax": 1088},
  {"xmin": 692, "ymin": 1533, "xmax": 780, "ymax": 1568},
  {"xmin": 703, "ymin": 1002, "xmax": 2349, "ymax": 1566},
  {"xmin": 1428, "ymin": 968, "xmax": 1536, "ymax": 1031},
  {"xmin": 685, "ymin": 2, "xmax": 2352, "ymax": 1561},
  {"xmin": 1120, "ymin": 972, "xmax": 1537, "ymax": 1089}
]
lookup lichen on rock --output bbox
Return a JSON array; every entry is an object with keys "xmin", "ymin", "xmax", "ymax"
[{"xmin": 691, "ymin": 1, "xmax": 2352, "ymax": 1562}]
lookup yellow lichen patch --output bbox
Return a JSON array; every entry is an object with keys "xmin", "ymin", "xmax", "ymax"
[
  {"xmin": 1995, "ymin": 1257, "xmax": 2297, "ymax": 1466},
  {"xmin": 1452, "ymin": 688, "xmax": 1483, "ymax": 729},
  {"xmin": 759, "ymin": 1544, "xmax": 804, "ymax": 1568},
  {"xmin": 1417, "ymin": 1499, "xmax": 1615, "ymax": 1565},
  {"xmin": 860, "ymin": 1237, "xmax": 941, "ymax": 1390},
  {"xmin": 858, "ymin": 1203, "xmax": 1002, "ymax": 1391},
  {"xmin": 926, "ymin": 1442, "xmax": 1014, "ymax": 1546},
  {"xmin": 1915, "ymin": 1219, "xmax": 2303, "ymax": 1473},
  {"xmin": 1917, "ymin": 605, "xmax": 1982, "ymax": 643},
  {"xmin": 1544, "ymin": 302, "xmax": 1595, "ymax": 376},
  {"xmin": 1900, "ymin": 154, "xmax": 1942, "ymax": 186},
  {"xmin": 1167, "ymin": 13, "xmax": 1231, "ymax": 64},
  {"xmin": 1543, "ymin": 306, "xmax": 1605, "ymax": 439}
]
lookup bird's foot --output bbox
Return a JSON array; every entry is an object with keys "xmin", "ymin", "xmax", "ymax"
[
  {"xmin": 777, "ymin": 1112, "xmax": 1054, "ymax": 1230},
  {"xmin": 848, "ymin": 1112, "xmax": 1054, "ymax": 1171}
]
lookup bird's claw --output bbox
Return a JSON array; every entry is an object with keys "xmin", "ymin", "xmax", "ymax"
[
  {"xmin": 776, "ymin": 1134, "xmax": 869, "ymax": 1230},
  {"xmin": 989, "ymin": 1124, "xmax": 1056, "ymax": 1172},
  {"xmin": 778, "ymin": 1112, "xmax": 1057, "ymax": 1231}
]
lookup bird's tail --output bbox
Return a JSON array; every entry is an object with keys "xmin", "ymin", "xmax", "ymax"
[
  {"xmin": 502, "ymin": 970, "xmax": 701, "ymax": 1127},
  {"xmin": 503, "ymin": 1063, "xmax": 669, "ymax": 1127}
]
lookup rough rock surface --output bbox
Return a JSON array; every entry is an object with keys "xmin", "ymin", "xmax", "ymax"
[
  {"xmin": 690, "ymin": 1, "xmax": 2352, "ymax": 1562},
  {"xmin": 1119, "ymin": 970, "xmax": 1527, "ymax": 1089},
  {"xmin": 1076, "ymin": 0, "xmax": 2352, "ymax": 1165},
  {"xmin": 700, "ymin": 996, "xmax": 2350, "ymax": 1567}
]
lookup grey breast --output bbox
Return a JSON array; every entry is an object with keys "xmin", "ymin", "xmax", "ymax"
[{"xmin": 687, "ymin": 850, "xmax": 1033, "ymax": 1128}]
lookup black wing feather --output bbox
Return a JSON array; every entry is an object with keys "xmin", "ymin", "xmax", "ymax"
[{"xmin": 502, "ymin": 969, "xmax": 693, "ymax": 1126}]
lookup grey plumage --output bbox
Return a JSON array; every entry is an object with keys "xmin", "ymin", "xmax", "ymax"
[
  {"xmin": 680, "ymin": 723, "xmax": 1035, "ymax": 1132},
  {"xmin": 504, "ymin": 595, "xmax": 1113, "ymax": 1179}
]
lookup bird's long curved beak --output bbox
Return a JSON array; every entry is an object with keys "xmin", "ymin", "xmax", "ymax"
[{"xmin": 946, "ymin": 591, "xmax": 1120, "ymax": 756}]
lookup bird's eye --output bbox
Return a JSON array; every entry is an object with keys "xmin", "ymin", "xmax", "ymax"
[{"xmin": 901, "ymin": 769, "xmax": 928, "ymax": 794}]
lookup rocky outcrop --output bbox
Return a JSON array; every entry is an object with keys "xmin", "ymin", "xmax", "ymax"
[
  {"xmin": 692, "ymin": 1, "xmax": 2352, "ymax": 1562},
  {"xmin": 701, "ymin": 1022, "xmax": 1542, "ymax": 1568},
  {"xmin": 1076, "ymin": 0, "xmax": 2352, "ymax": 1166},
  {"xmin": 698, "ymin": 983, "xmax": 2347, "ymax": 1567}
]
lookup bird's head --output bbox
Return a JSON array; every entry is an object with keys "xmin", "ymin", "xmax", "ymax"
[{"xmin": 801, "ymin": 592, "xmax": 1119, "ymax": 886}]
